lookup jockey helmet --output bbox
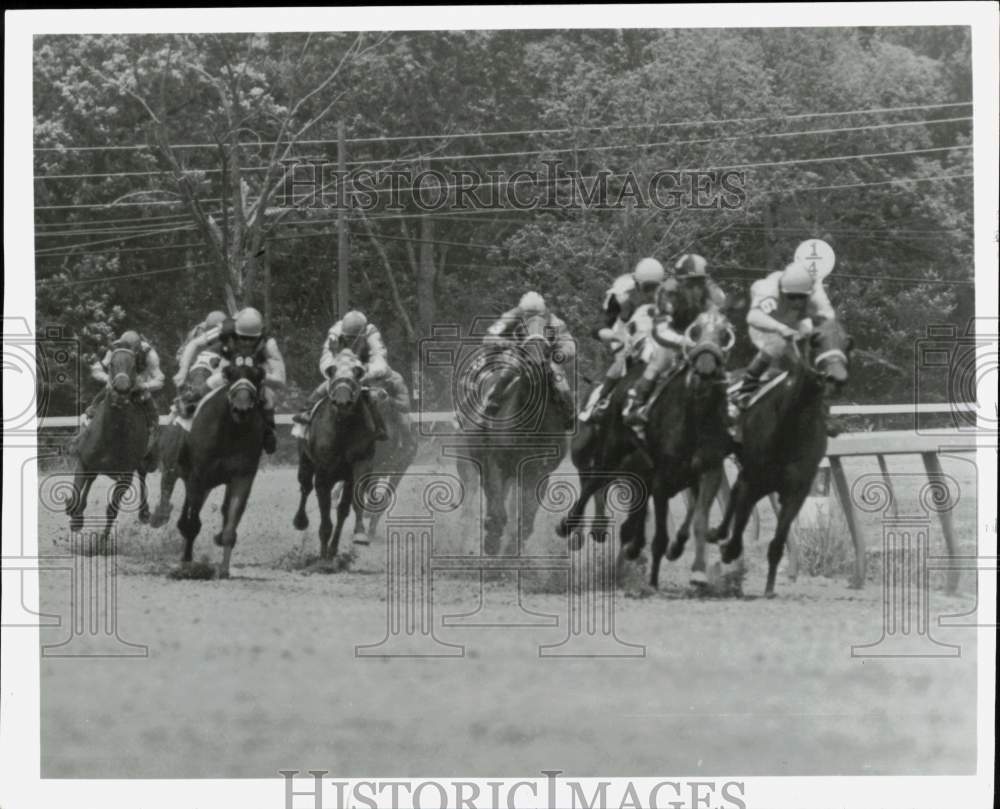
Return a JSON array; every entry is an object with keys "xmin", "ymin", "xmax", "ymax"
[
  {"xmin": 674, "ymin": 254, "xmax": 708, "ymax": 279},
  {"xmin": 341, "ymin": 310, "xmax": 368, "ymax": 338},
  {"xmin": 518, "ymin": 291, "xmax": 547, "ymax": 315},
  {"xmin": 779, "ymin": 262, "xmax": 814, "ymax": 296},
  {"xmin": 117, "ymin": 330, "xmax": 142, "ymax": 351},
  {"xmin": 234, "ymin": 307, "xmax": 264, "ymax": 338},
  {"xmin": 205, "ymin": 310, "xmax": 227, "ymax": 329},
  {"xmin": 633, "ymin": 257, "xmax": 665, "ymax": 286}
]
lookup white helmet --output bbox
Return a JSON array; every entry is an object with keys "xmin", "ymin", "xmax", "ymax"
[
  {"xmin": 341, "ymin": 310, "xmax": 368, "ymax": 337},
  {"xmin": 518, "ymin": 291, "xmax": 546, "ymax": 315},
  {"xmin": 633, "ymin": 257, "xmax": 665, "ymax": 285},
  {"xmin": 234, "ymin": 307, "xmax": 264, "ymax": 337},
  {"xmin": 779, "ymin": 262, "xmax": 814, "ymax": 296},
  {"xmin": 674, "ymin": 254, "xmax": 708, "ymax": 279}
]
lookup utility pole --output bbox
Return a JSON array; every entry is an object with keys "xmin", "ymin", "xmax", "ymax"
[{"xmin": 337, "ymin": 121, "xmax": 350, "ymax": 316}]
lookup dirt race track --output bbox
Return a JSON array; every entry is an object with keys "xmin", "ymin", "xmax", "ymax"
[{"xmin": 38, "ymin": 452, "xmax": 980, "ymax": 778}]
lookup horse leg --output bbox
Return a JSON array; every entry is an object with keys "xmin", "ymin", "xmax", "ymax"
[
  {"xmin": 707, "ymin": 474, "xmax": 739, "ymax": 544},
  {"xmin": 649, "ymin": 476, "xmax": 670, "ymax": 589},
  {"xmin": 764, "ymin": 485, "xmax": 810, "ymax": 597},
  {"xmin": 293, "ymin": 451, "xmax": 315, "ymax": 530},
  {"xmin": 367, "ymin": 470, "xmax": 403, "ymax": 538},
  {"xmin": 67, "ymin": 469, "xmax": 96, "ymax": 533},
  {"xmin": 515, "ymin": 471, "xmax": 547, "ymax": 554},
  {"xmin": 719, "ymin": 479, "xmax": 760, "ymax": 565},
  {"xmin": 673, "ymin": 485, "xmax": 696, "ymax": 554},
  {"xmin": 688, "ymin": 467, "xmax": 722, "ymax": 587},
  {"xmin": 150, "ymin": 444, "xmax": 178, "ymax": 528},
  {"xmin": 214, "ymin": 487, "xmax": 231, "ymax": 547},
  {"xmin": 350, "ymin": 458, "xmax": 374, "ymax": 545},
  {"xmin": 137, "ymin": 470, "xmax": 150, "ymax": 524},
  {"xmin": 217, "ymin": 476, "xmax": 253, "ymax": 579},
  {"xmin": 102, "ymin": 474, "xmax": 133, "ymax": 550},
  {"xmin": 315, "ymin": 475, "xmax": 335, "ymax": 559},
  {"xmin": 587, "ymin": 484, "xmax": 610, "ymax": 543},
  {"xmin": 177, "ymin": 477, "xmax": 207, "ymax": 564},
  {"xmin": 556, "ymin": 472, "xmax": 611, "ymax": 542},
  {"xmin": 330, "ymin": 476, "xmax": 354, "ymax": 559}
]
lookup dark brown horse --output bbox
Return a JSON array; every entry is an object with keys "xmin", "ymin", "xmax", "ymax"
[
  {"xmin": 348, "ymin": 382, "xmax": 418, "ymax": 544},
  {"xmin": 66, "ymin": 346, "xmax": 152, "ymax": 546},
  {"xmin": 292, "ymin": 349, "xmax": 380, "ymax": 559},
  {"xmin": 707, "ymin": 319, "xmax": 852, "ymax": 596},
  {"xmin": 558, "ymin": 311, "xmax": 734, "ymax": 588},
  {"xmin": 454, "ymin": 313, "xmax": 569, "ymax": 555},
  {"xmin": 150, "ymin": 351, "xmax": 220, "ymax": 528},
  {"xmin": 176, "ymin": 353, "xmax": 267, "ymax": 577}
]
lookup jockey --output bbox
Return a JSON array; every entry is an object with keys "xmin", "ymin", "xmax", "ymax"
[
  {"xmin": 175, "ymin": 309, "xmax": 227, "ymax": 365},
  {"xmin": 736, "ymin": 260, "xmax": 836, "ymax": 404},
  {"xmin": 173, "ymin": 307, "xmax": 285, "ymax": 454},
  {"xmin": 83, "ymin": 330, "xmax": 164, "ymax": 459},
  {"xmin": 294, "ymin": 310, "xmax": 414, "ymax": 450},
  {"xmin": 623, "ymin": 254, "xmax": 727, "ymax": 425},
  {"xmin": 579, "ymin": 257, "xmax": 664, "ymax": 423},
  {"xmin": 480, "ymin": 291, "xmax": 577, "ymax": 429}
]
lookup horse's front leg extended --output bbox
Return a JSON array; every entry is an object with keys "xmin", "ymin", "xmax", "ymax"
[
  {"xmin": 688, "ymin": 467, "xmax": 722, "ymax": 586},
  {"xmin": 649, "ymin": 475, "xmax": 670, "ymax": 588},
  {"xmin": 67, "ymin": 468, "xmax": 97, "ymax": 533},
  {"xmin": 103, "ymin": 473, "xmax": 134, "ymax": 549},
  {"xmin": 293, "ymin": 450, "xmax": 315, "ymax": 530},
  {"xmin": 315, "ymin": 474, "xmax": 335, "ymax": 559},
  {"xmin": 555, "ymin": 472, "xmax": 611, "ymax": 540},
  {"xmin": 137, "ymin": 470, "xmax": 150, "ymax": 524},
  {"xmin": 218, "ymin": 475, "xmax": 254, "ymax": 579},
  {"xmin": 764, "ymin": 484, "xmax": 810, "ymax": 597},
  {"xmin": 177, "ymin": 476, "xmax": 208, "ymax": 563},
  {"xmin": 330, "ymin": 476, "xmax": 354, "ymax": 559}
]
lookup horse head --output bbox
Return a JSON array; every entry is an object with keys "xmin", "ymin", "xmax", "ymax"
[
  {"xmin": 224, "ymin": 354, "xmax": 265, "ymax": 424},
  {"xmin": 184, "ymin": 351, "xmax": 221, "ymax": 401},
  {"xmin": 326, "ymin": 348, "xmax": 365, "ymax": 418},
  {"xmin": 107, "ymin": 347, "xmax": 138, "ymax": 406},
  {"xmin": 682, "ymin": 310, "xmax": 736, "ymax": 380},
  {"xmin": 806, "ymin": 318, "xmax": 853, "ymax": 395}
]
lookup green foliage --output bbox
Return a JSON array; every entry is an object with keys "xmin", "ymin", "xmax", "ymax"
[{"xmin": 33, "ymin": 28, "xmax": 973, "ymax": 414}]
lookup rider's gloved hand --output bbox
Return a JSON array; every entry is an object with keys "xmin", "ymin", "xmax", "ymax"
[
  {"xmin": 172, "ymin": 371, "xmax": 185, "ymax": 387},
  {"xmin": 779, "ymin": 325, "xmax": 798, "ymax": 340}
]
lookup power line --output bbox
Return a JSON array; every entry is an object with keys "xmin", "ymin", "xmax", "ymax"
[
  {"xmin": 39, "ymin": 262, "xmax": 215, "ymax": 286},
  {"xmin": 33, "ymin": 115, "xmax": 974, "ymax": 182},
  {"xmin": 33, "ymin": 100, "xmax": 972, "ymax": 154}
]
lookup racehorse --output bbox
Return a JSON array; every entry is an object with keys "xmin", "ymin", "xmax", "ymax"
[
  {"xmin": 454, "ymin": 312, "xmax": 569, "ymax": 555},
  {"xmin": 557, "ymin": 310, "xmax": 735, "ymax": 588},
  {"xmin": 150, "ymin": 351, "xmax": 219, "ymax": 528},
  {"xmin": 707, "ymin": 318, "xmax": 852, "ymax": 596},
  {"xmin": 349, "ymin": 382, "xmax": 418, "ymax": 543},
  {"xmin": 176, "ymin": 352, "xmax": 267, "ymax": 578},
  {"xmin": 65, "ymin": 346, "xmax": 152, "ymax": 547},
  {"xmin": 291, "ymin": 349, "xmax": 380, "ymax": 559}
]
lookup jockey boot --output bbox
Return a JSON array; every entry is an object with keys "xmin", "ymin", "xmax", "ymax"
[
  {"xmin": 623, "ymin": 376, "xmax": 656, "ymax": 427},
  {"xmin": 735, "ymin": 353, "xmax": 771, "ymax": 408},
  {"xmin": 363, "ymin": 394, "xmax": 389, "ymax": 441},
  {"xmin": 293, "ymin": 382, "xmax": 326, "ymax": 425},
  {"xmin": 262, "ymin": 409, "xmax": 278, "ymax": 454},
  {"xmin": 557, "ymin": 388, "xmax": 577, "ymax": 429},
  {"xmin": 141, "ymin": 394, "xmax": 160, "ymax": 469}
]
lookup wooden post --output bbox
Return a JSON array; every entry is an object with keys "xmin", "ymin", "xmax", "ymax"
[
  {"xmin": 829, "ymin": 456, "xmax": 866, "ymax": 588},
  {"xmin": 876, "ymin": 454, "xmax": 899, "ymax": 517},
  {"xmin": 263, "ymin": 242, "xmax": 271, "ymax": 324},
  {"xmin": 337, "ymin": 121, "xmax": 349, "ymax": 316},
  {"xmin": 920, "ymin": 452, "xmax": 960, "ymax": 594}
]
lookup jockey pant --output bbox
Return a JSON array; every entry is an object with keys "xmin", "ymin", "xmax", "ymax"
[{"xmin": 638, "ymin": 343, "xmax": 679, "ymax": 384}]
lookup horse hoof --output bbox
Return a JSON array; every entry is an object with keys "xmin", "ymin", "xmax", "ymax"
[
  {"xmin": 569, "ymin": 530, "xmax": 585, "ymax": 552},
  {"xmin": 213, "ymin": 532, "xmax": 224, "ymax": 547},
  {"xmin": 689, "ymin": 570, "xmax": 709, "ymax": 588},
  {"xmin": 665, "ymin": 542, "xmax": 684, "ymax": 562},
  {"xmin": 676, "ymin": 529, "xmax": 689, "ymax": 546},
  {"xmin": 138, "ymin": 509, "xmax": 151, "ymax": 525},
  {"xmin": 705, "ymin": 528, "xmax": 722, "ymax": 544},
  {"xmin": 149, "ymin": 511, "xmax": 167, "ymax": 528},
  {"xmin": 293, "ymin": 514, "xmax": 309, "ymax": 531},
  {"xmin": 623, "ymin": 542, "xmax": 641, "ymax": 561},
  {"xmin": 352, "ymin": 532, "xmax": 370, "ymax": 546},
  {"xmin": 218, "ymin": 567, "xmax": 230, "ymax": 580},
  {"xmin": 720, "ymin": 541, "xmax": 741, "ymax": 565},
  {"xmin": 555, "ymin": 517, "xmax": 570, "ymax": 538},
  {"xmin": 764, "ymin": 589, "xmax": 776, "ymax": 599},
  {"xmin": 69, "ymin": 517, "xmax": 84, "ymax": 533}
]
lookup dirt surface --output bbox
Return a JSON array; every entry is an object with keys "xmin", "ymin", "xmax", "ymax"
[{"xmin": 38, "ymin": 455, "xmax": 980, "ymax": 778}]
